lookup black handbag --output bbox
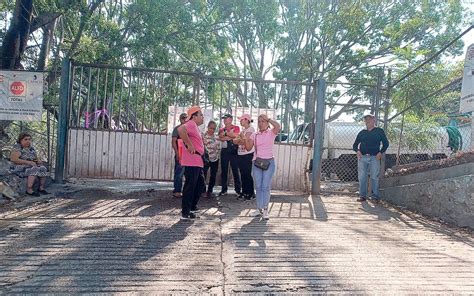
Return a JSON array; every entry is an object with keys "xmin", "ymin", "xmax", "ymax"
[
  {"xmin": 253, "ymin": 133, "xmax": 271, "ymax": 170},
  {"xmin": 254, "ymin": 157, "xmax": 270, "ymax": 170}
]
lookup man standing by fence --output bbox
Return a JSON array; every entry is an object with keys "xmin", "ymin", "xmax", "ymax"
[
  {"xmin": 352, "ymin": 114, "xmax": 389, "ymax": 203},
  {"xmin": 171, "ymin": 113, "xmax": 187, "ymax": 198},
  {"xmin": 178, "ymin": 106, "xmax": 205, "ymax": 219}
]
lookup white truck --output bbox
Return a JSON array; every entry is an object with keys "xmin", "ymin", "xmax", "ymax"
[{"xmin": 289, "ymin": 121, "xmax": 470, "ymax": 181}]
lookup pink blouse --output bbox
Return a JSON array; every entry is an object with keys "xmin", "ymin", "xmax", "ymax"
[{"xmin": 251, "ymin": 129, "xmax": 276, "ymax": 160}]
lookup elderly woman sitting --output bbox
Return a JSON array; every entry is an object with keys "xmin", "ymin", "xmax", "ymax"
[{"xmin": 10, "ymin": 133, "xmax": 49, "ymax": 196}]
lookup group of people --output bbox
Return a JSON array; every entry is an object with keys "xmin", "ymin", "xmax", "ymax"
[
  {"xmin": 172, "ymin": 106, "xmax": 280, "ymax": 220},
  {"xmin": 9, "ymin": 110, "xmax": 388, "ymax": 213}
]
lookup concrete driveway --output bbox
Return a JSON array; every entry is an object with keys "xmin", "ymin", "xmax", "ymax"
[{"xmin": 0, "ymin": 179, "xmax": 473, "ymax": 294}]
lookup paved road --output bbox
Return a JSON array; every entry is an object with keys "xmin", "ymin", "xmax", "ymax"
[{"xmin": 0, "ymin": 183, "xmax": 473, "ymax": 294}]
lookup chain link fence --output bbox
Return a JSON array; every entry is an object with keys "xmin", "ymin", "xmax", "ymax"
[
  {"xmin": 2, "ymin": 105, "xmax": 58, "ymax": 174},
  {"xmin": 387, "ymin": 50, "xmax": 471, "ymax": 170},
  {"xmin": 318, "ymin": 80, "xmax": 383, "ymax": 191}
]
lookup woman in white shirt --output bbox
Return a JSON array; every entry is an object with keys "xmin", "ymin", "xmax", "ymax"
[{"xmin": 233, "ymin": 114, "xmax": 255, "ymax": 200}]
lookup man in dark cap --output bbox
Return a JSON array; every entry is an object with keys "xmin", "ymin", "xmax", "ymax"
[
  {"xmin": 171, "ymin": 113, "xmax": 187, "ymax": 198},
  {"xmin": 352, "ymin": 114, "xmax": 389, "ymax": 203},
  {"xmin": 218, "ymin": 114, "xmax": 241, "ymax": 197}
]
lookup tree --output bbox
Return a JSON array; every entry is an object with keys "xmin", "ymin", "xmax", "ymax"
[
  {"xmin": 274, "ymin": 0, "xmax": 465, "ymax": 121},
  {"xmin": 0, "ymin": 0, "xmax": 470, "ymax": 136}
]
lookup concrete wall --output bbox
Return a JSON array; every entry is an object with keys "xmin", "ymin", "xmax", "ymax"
[{"xmin": 380, "ymin": 163, "xmax": 474, "ymax": 229}]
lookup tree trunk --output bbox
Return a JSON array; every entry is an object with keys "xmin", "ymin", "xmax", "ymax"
[
  {"xmin": 38, "ymin": 19, "xmax": 57, "ymax": 71},
  {"xmin": 0, "ymin": 0, "xmax": 34, "ymax": 148},
  {"xmin": 0, "ymin": 0, "xmax": 33, "ymax": 70}
]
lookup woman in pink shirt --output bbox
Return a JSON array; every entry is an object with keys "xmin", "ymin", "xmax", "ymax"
[{"xmin": 243, "ymin": 114, "xmax": 281, "ymax": 220}]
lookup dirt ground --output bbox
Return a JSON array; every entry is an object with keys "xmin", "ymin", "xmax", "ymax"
[{"xmin": 386, "ymin": 151, "xmax": 474, "ymax": 177}]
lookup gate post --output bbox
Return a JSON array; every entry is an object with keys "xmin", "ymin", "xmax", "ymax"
[
  {"xmin": 54, "ymin": 58, "xmax": 71, "ymax": 182},
  {"xmin": 380, "ymin": 69, "xmax": 391, "ymax": 178},
  {"xmin": 311, "ymin": 79, "xmax": 326, "ymax": 195}
]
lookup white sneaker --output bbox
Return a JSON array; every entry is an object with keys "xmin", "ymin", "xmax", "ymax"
[
  {"xmin": 250, "ymin": 209, "xmax": 263, "ymax": 217},
  {"xmin": 263, "ymin": 209, "xmax": 269, "ymax": 220}
]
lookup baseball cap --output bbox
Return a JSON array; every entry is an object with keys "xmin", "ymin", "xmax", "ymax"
[
  {"xmin": 238, "ymin": 114, "xmax": 253, "ymax": 122},
  {"xmin": 221, "ymin": 113, "xmax": 233, "ymax": 119},
  {"xmin": 363, "ymin": 114, "xmax": 375, "ymax": 119},
  {"xmin": 187, "ymin": 106, "xmax": 201, "ymax": 120}
]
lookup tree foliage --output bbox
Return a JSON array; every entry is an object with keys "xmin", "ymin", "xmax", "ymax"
[{"xmin": 0, "ymin": 0, "xmax": 470, "ymax": 123}]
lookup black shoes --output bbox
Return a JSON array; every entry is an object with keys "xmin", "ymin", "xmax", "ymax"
[
  {"xmin": 181, "ymin": 212, "xmax": 199, "ymax": 220},
  {"xmin": 245, "ymin": 194, "xmax": 256, "ymax": 201}
]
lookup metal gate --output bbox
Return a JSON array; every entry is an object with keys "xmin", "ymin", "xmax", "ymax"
[{"xmin": 59, "ymin": 60, "xmax": 316, "ymax": 192}]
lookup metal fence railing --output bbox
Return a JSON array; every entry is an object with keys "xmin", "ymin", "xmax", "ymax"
[
  {"xmin": 67, "ymin": 63, "xmax": 317, "ymax": 141},
  {"xmin": 64, "ymin": 62, "xmax": 319, "ymax": 191}
]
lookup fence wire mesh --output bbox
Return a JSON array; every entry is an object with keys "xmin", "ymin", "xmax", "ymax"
[
  {"xmin": 320, "ymin": 81, "xmax": 382, "ymax": 186},
  {"xmin": 388, "ymin": 58, "xmax": 471, "ymax": 170},
  {"xmin": 3, "ymin": 105, "xmax": 58, "ymax": 174}
]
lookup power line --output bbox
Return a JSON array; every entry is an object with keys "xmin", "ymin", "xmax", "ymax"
[
  {"xmin": 388, "ymin": 76, "xmax": 463, "ymax": 122},
  {"xmin": 391, "ymin": 24, "xmax": 473, "ymax": 88}
]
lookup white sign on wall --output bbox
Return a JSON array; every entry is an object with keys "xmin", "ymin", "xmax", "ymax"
[
  {"xmin": 460, "ymin": 44, "xmax": 474, "ymax": 114},
  {"xmin": 167, "ymin": 106, "xmax": 213, "ymax": 134},
  {"xmin": 0, "ymin": 70, "xmax": 44, "ymax": 121}
]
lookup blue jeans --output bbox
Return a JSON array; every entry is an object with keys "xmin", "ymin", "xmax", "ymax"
[
  {"xmin": 358, "ymin": 155, "xmax": 380, "ymax": 199},
  {"xmin": 173, "ymin": 159, "xmax": 184, "ymax": 193},
  {"xmin": 252, "ymin": 159, "xmax": 276, "ymax": 209}
]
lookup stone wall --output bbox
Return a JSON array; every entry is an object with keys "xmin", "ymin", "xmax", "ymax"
[
  {"xmin": 380, "ymin": 162, "xmax": 474, "ymax": 229},
  {"xmin": 0, "ymin": 158, "xmax": 53, "ymax": 201}
]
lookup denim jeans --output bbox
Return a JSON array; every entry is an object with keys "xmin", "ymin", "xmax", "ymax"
[
  {"xmin": 252, "ymin": 159, "xmax": 275, "ymax": 209},
  {"xmin": 173, "ymin": 159, "xmax": 184, "ymax": 193},
  {"xmin": 358, "ymin": 155, "xmax": 380, "ymax": 199}
]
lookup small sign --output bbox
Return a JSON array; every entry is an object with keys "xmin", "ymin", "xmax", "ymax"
[
  {"xmin": 9, "ymin": 97, "xmax": 24, "ymax": 102},
  {"xmin": 0, "ymin": 71, "xmax": 43, "ymax": 121},
  {"xmin": 9, "ymin": 81, "xmax": 26, "ymax": 96}
]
